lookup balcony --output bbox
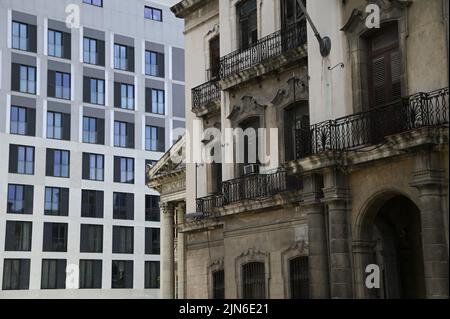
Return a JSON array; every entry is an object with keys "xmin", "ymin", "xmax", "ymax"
[
  {"xmin": 219, "ymin": 22, "xmax": 307, "ymax": 89},
  {"xmin": 295, "ymin": 87, "xmax": 449, "ymax": 159},
  {"xmin": 191, "ymin": 79, "xmax": 221, "ymax": 117},
  {"xmin": 195, "ymin": 168, "xmax": 301, "ymax": 218}
]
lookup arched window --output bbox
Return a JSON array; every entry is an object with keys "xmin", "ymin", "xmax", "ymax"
[
  {"xmin": 289, "ymin": 256, "xmax": 309, "ymax": 298},
  {"xmin": 242, "ymin": 262, "xmax": 265, "ymax": 299},
  {"xmin": 212, "ymin": 270, "xmax": 225, "ymax": 299}
]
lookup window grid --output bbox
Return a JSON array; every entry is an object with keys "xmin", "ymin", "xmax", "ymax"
[
  {"xmin": 144, "ymin": 6, "xmax": 162, "ymax": 22},
  {"xmin": 10, "ymin": 106, "xmax": 27, "ymax": 135},
  {"xmin": 55, "ymin": 72, "xmax": 70, "ymax": 100},
  {"xmin": 19, "ymin": 65, "xmax": 36, "ymax": 94},
  {"xmin": 83, "ymin": 116, "xmax": 98, "ymax": 144},
  {"xmin": 83, "ymin": 37, "xmax": 97, "ymax": 64},
  {"xmin": 114, "ymin": 44, "xmax": 127, "ymax": 70},
  {"xmin": 90, "ymin": 78, "xmax": 105, "ymax": 105},
  {"xmin": 120, "ymin": 83, "xmax": 135, "ymax": 109},
  {"xmin": 47, "ymin": 112, "xmax": 62, "ymax": 140},
  {"xmin": 48, "ymin": 29, "xmax": 63, "ymax": 58},
  {"xmin": 12, "ymin": 21, "xmax": 28, "ymax": 51},
  {"xmin": 151, "ymin": 89, "xmax": 165, "ymax": 115}
]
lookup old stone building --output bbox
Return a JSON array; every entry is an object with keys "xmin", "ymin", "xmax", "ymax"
[{"xmin": 148, "ymin": 0, "xmax": 449, "ymax": 299}]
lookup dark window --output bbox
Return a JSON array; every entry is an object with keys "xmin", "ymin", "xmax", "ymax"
[
  {"xmin": 83, "ymin": 0, "xmax": 103, "ymax": 7},
  {"xmin": 82, "ymin": 116, "xmax": 104, "ymax": 145},
  {"xmin": 367, "ymin": 23, "xmax": 401, "ymax": 108},
  {"xmin": 113, "ymin": 192, "xmax": 134, "ymax": 220},
  {"xmin": 111, "ymin": 260, "xmax": 133, "ymax": 289},
  {"xmin": 12, "ymin": 21, "xmax": 28, "ymax": 51},
  {"xmin": 145, "ymin": 51, "xmax": 164, "ymax": 77},
  {"xmin": 281, "ymin": 0, "xmax": 306, "ymax": 30},
  {"xmin": 145, "ymin": 125, "xmax": 165, "ymax": 152},
  {"xmin": 83, "ymin": 37, "xmax": 98, "ymax": 64},
  {"xmin": 79, "ymin": 260, "xmax": 102, "ymax": 289},
  {"xmin": 114, "ymin": 44, "xmax": 134, "ymax": 72},
  {"xmin": 14, "ymin": 64, "xmax": 36, "ymax": 94},
  {"xmin": 238, "ymin": 0, "xmax": 257, "ymax": 50},
  {"xmin": 81, "ymin": 190, "xmax": 104, "ymax": 218},
  {"xmin": 113, "ymin": 121, "xmax": 134, "ymax": 148},
  {"xmin": 289, "ymin": 256, "xmax": 309, "ymax": 299},
  {"xmin": 43, "ymin": 222, "xmax": 68, "ymax": 252},
  {"xmin": 10, "ymin": 106, "xmax": 35, "ymax": 136},
  {"xmin": 144, "ymin": 6, "xmax": 162, "ymax": 22},
  {"xmin": 114, "ymin": 156, "xmax": 134, "ymax": 184},
  {"xmin": 284, "ymin": 103, "xmax": 310, "ymax": 161},
  {"xmin": 47, "ymin": 111, "xmax": 70, "ymax": 140},
  {"xmin": 209, "ymin": 36, "xmax": 220, "ymax": 80},
  {"xmin": 117, "ymin": 83, "xmax": 134, "ymax": 110},
  {"xmin": 145, "ymin": 195, "xmax": 160, "ymax": 222},
  {"xmin": 46, "ymin": 149, "xmax": 70, "ymax": 178},
  {"xmin": 86, "ymin": 78, "xmax": 105, "ymax": 105},
  {"xmin": 80, "ymin": 224, "xmax": 103, "ymax": 253},
  {"xmin": 242, "ymin": 262, "xmax": 265, "ymax": 299},
  {"xmin": 41, "ymin": 259, "xmax": 66, "ymax": 289},
  {"xmin": 48, "ymin": 29, "xmax": 63, "ymax": 58},
  {"xmin": 44, "ymin": 187, "xmax": 69, "ymax": 216},
  {"xmin": 145, "ymin": 261, "xmax": 160, "ymax": 289},
  {"xmin": 145, "ymin": 228, "xmax": 160, "ymax": 255},
  {"xmin": 212, "ymin": 270, "xmax": 225, "ymax": 299},
  {"xmin": 9, "ymin": 144, "xmax": 34, "ymax": 175},
  {"xmin": 4, "ymin": 221, "xmax": 32, "ymax": 251},
  {"xmin": 7, "ymin": 184, "xmax": 33, "ymax": 215},
  {"xmin": 2, "ymin": 259, "xmax": 30, "ymax": 290},
  {"xmin": 51, "ymin": 71, "xmax": 71, "ymax": 100},
  {"xmin": 82, "ymin": 153, "xmax": 104, "ymax": 181},
  {"xmin": 147, "ymin": 88, "xmax": 165, "ymax": 114},
  {"xmin": 112, "ymin": 226, "xmax": 134, "ymax": 254}
]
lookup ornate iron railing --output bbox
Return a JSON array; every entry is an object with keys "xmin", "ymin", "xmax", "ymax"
[
  {"xmin": 219, "ymin": 22, "xmax": 307, "ymax": 79},
  {"xmin": 196, "ymin": 194, "xmax": 224, "ymax": 216},
  {"xmin": 192, "ymin": 80, "xmax": 220, "ymax": 111},
  {"xmin": 295, "ymin": 87, "xmax": 449, "ymax": 159}
]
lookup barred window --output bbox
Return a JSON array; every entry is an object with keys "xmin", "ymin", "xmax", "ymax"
[
  {"xmin": 289, "ymin": 256, "xmax": 309, "ymax": 299},
  {"xmin": 242, "ymin": 262, "xmax": 265, "ymax": 299},
  {"xmin": 212, "ymin": 270, "xmax": 225, "ymax": 299}
]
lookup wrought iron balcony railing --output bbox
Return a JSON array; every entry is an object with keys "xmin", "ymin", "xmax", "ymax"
[
  {"xmin": 192, "ymin": 79, "xmax": 221, "ymax": 112},
  {"xmin": 196, "ymin": 194, "xmax": 224, "ymax": 216},
  {"xmin": 295, "ymin": 87, "xmax": 449, "ymax": 159},
  {"xmin": 219, "ymin": 22, "xmax": 307, "ymax": 79}
]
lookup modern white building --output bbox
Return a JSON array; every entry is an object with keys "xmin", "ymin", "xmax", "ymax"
[{"xmin": 0, "ymin": 0, "xmax": 185, "ymax": 298}]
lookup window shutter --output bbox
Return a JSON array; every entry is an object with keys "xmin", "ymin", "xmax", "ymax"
[
  {"xmin": 83, "ymin": 77, "xmax": 90, "ymax": 103},
  {"xmin": 48, "ymin": 70, "xmax": 56, "ymax": 98},
  {"xmin": 390, "ymin": 50, "xmax": 402, "ymax": 101},
  {"xmin": 96, "ymin": 191, "xmax": 104, "ymax": 218},
  {"xmin": 114, "ymin": 82, "xmax": 120, "ymax": 108},
  {"xmin": 28, "ymin": 25, "xmax": 37, "ymax": 53},
  {"xmin": 8, "ymin": 145, "xmax": 18, "ymax": 173},
  {"xmin": 28, "ymin": 108, "xmax": 36, "ymax": 137},
  {"xmin": 62, "ymin": 113, "xmax": 71, "ymax": 141},
  {"xmin": 157, "ymin": 53, "xmax": 165, "ymax": 78},
  {"xmin": 145, "ymin": 88, "xmax": 151, "ymax": 113},
  {"xmin": 11, "ymin": 63, "xmax": 20, "ymax": 91},
  {"xmin": 46, "ymin": 149, "xmax": 54, "ymax": 176},
  {"xmin": 370, "ymin": 56, "xmax": 386, "ymax": 108},
  {"xmin": 113, "ymin": 156, "xmax": 120, "ymax": 182},
  {"xmin": 128, "ymin": 47, "xmax": 135, "ymax": 72},
  {"xmin": 24, "ymin": 185, "xmax": 34, "ymax": 215},
  {"xmin": 63, "ymin": 32, "xmax": 71, "ymax": 59},
  {"xmin": 82, "ymin": 153, "xmax": 89, "ymax": 180},
  {"xmin": 98, "ymin": 119, "xmax": 105, "ymax": 145},
  {"xmin": 127, "ymin": 123, "xmax": 135, "ymax": 148},
  {"xmin": 98, "ymin": 40, "xmax": 105, "ymax": 66},
  {"xmin": 61, "ymin": 188, "xmax": 69, "ymax": 216}
]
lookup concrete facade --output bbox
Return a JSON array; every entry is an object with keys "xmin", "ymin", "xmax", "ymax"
[{"xmin": 0, "ymin": 0, "xmax": 185, "ymax": 298}]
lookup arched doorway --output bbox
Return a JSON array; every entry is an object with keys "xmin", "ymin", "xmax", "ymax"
[{"xmin": 358, "ymin": 193, "xmax": 426, "ymax": 299}]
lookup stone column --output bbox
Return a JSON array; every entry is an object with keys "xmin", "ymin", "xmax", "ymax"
[
  {"xmin": 160, "ymin": 202, "xmax": 175, "ymax": 299},
  {"xmin": 176, "ymin": 202, "xmax": 186, "ymax": 299},
  {"xmin": 411, "ymin": 151, "xmax": 449, "ymax": 299},
  {"xmin": 301, "ymin": 173, "xmax": 330, "ymax": 298},
  {"xmin": 322, "ymin": 168, "xmax": 353, "ymax": 298}
]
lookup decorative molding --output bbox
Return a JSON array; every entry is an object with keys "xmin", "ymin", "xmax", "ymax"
[
  {"xmin": 271, "ymin": 75, "xmax": 309, "ymax": 106},
  {"xmin": 227, "ymin": 95, "xmax": 266, "ymax": 123}
]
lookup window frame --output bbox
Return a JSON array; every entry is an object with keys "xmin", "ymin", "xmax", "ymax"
[
  {"xmin": 12, "ymin": 21, "xmax": 28, "ymax": 51},
  {"xmin": 144, "ymin": 6, "xmax": 163, "ymax": 22},
  {"xmin": 48, "ymin": 29, "xmax": 63, "ymax": 58},
  {"xmin": 10, "ymin": 106, "xmax": 28, "ymax": 135},
  {"xmin": 19, "ymin": 65, "xmax": 36, "ymax": 95}
]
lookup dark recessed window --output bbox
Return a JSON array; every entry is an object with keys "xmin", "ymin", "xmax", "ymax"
[
  {"xmin": 145, "ymin": 261, "xmax": 160, "ymax": 289},
  {"xmin": 4, "ymin": 221, "xmax": 32, "ymax": 251},
  {"xmin": 48, "ymin": 29, "xmax": 63, "ymax": 58},
  {"xmin": 113, "ymin": 156, "xmax": 134, "ymax": 184},
  {"xmin": 119, "ymin": 83, "xmax": 135, "ymax": 110},
  {"xmin": 81, "ymin": 190, "xmax": 104, "ymax": 218},
  {"xmin": 10, "ymin": 106, "xmax": 35, "ymax": 136},
  {"xmin": 15, "ymin": 64, "xmax": 36, "ymax": 94},
  {"xmin": 46, "ymin": 149, "xmax": 70, "ymax": 178},
  {"xmin": 12, "ymin": 21, "xmax": 28, "ymax": 51},
  {"xmin": 147, "ymin": 88, "xmax": 165, "ymax": 114},
  {"xmin": 145, "ymin": 125, "xmax": 165, "ymax": 152},
  {"xmin": 238, "ymin": 0, "xmax": 258, "ymax": 50},
  {"xmin": 82, "ymin": 153, "xmax": 104, "ymax": 181},
  {"xmin": 289, "ymin": 256, "xmax": 309, "ymax": 299},
  {"xmin": 114, "ymin": 44, "xmax": 127, "ymax": 70},
  {"xmin": 212, "ymin": 270, "xmax": 225, "ymax": 299},
  {"xmin": 145, "ymin": 195, "xmax": 160, "ymax": 222},
  {"xmin": 144, "ymin": 6, "xmax": 162, "ymax": 22},
  {"xmin": 83, "ymin": 0, "xmax": 103, "ymax": 7},
  {"xmin": 2, "ymin": 259, "xmax": 30, "ymax": 290},
  {"xmin": 80, "ymin": 224, "xmax": 103, "ymax": 253},
  {"xmin": 145, "ymin": 228, "xmax": 160, "ymax": 255},
  {"xmin": 113, "ymin": 192, "xmax": 134, "ymax": 220},
  {"xmin": 112, "ymin": 226, "xmax": 134, "ymax": 254},
  {"xmin": 84, "ymin": 77, "xmax": 105, "ymax": 105},
  {"xmin": 82, "ymin": 116, "xmax": 104, "ymax": 145},
  {"xmin": 113, "ymin": 121, "xmax": 134, "ymax": 148},
  {"xmin": 9, "ymin": 144, "xmax": 34, "ymax": 175},
  {"xmin": 47, "ymin": 111, "xmax": 71, "ymax": 140},
  {"xmin": 44, "ymin": 187, "xmax": 69, "ymax": 216},
  {"xmin": 43, "ymin": 222, "xmax": 68, "ymax": 252},
  {"xmin": 7, "ymin": 184, "xmax": 33, "ymax": 215},
  {"xmin": 83, "ymin": 37, "xmax": 98, "ymax": 64},
  {"xmin": 79, "ymin": 260, "xmax": 102, "ymax": 289},
  {"xmin": 41, "ymin": 259, "xmax": 66, "ymax": 289},
  {"xmin": 111, "ymin": 260, "xmax": 133, "ymax": 289},
  {"xmin": 145, "ymin": 50, "xmax": 164, "ymax": 77},
  {"xmin": 242, "ymin": 262, "xmax": 266, "ymax": 299}
]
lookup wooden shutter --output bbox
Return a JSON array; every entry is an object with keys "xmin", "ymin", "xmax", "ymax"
[
  {"xmin": 390, "ymin": 51, "xmax": 402, "ymax": 101},
  {"xmin": 370, "ymin": 56, "xmax": 386, "ymax": 107}
]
